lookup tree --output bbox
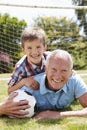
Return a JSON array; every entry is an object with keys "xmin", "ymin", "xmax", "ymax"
[
  {"xmin": 34, "ymin": 16, "xmax": 81, "ymax": 45},
  {"xmin": 33, "ymin": 16, "xmax": 87, "ymax": 70},
  {"xmin": 72, "ymin": 0, "xmax": 87, "ymax": 40},
  {"xmin": 0, "ymin": 13, "xmax": 27, "ymax": 73}
]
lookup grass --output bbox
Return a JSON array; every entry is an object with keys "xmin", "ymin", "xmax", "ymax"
[
  {"xmin": 76, "ymin": 70, "xmax": 87, "ymax": 74},
  {"xmin": 0, "ymin": 71, "xmax": 87, "ymax": 130}
]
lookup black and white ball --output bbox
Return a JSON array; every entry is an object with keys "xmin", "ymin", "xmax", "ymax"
[{"xmin": 13, "ymin": 90, "xmax": 36, "ymax": 118}]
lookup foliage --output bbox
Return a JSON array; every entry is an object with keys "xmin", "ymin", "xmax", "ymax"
[
  {"xmin": 48, "ymin": 41, "xmax": 87, "ymax": 70},
  {"xmin": 0, "ymin": 13, "xmax": 27, "ymax": 72},
  {"xmin": 72, "ymin": 0, "xmax": 87, "ymax": 39},
  {"xmin": 34, "ymin": 17, "xmax": 81, "ymax": 45},
  {"xmin": 0, "ymin": 13, "xmax": 87, "ymax": 72},
  {"xmin": 33, "ymin": 16, "xmax": 83, "ymax": 44},
  {"xmin": 33, "ymin": 16, "xmax": 87, "ymax": 70},
  {"xmin": 72, "ymin": 0, "xmax": 87, "ymax": 6}
]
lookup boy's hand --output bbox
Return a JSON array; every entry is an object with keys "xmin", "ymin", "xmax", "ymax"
[
  {"xmin": 28, "ymin": 79, "xmax": 39, "ymax": 90},
  {"xmin": 22, "ymin": 76, "xmax": 39, "ymax": 90}
]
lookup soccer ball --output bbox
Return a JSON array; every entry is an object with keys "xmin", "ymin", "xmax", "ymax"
[{"xmin": 12, "ymin": 90, "xmax": 36, "ymax": 118}]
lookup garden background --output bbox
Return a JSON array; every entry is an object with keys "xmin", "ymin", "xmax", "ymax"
[{"xmin": 0, "ymin": 0, "xmax": 87, "ymax": 129}]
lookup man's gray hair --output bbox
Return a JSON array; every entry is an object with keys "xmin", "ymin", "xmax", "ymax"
[{"xmin": 46, "ymin": 49, "xmax": 73, "ymax": 69}]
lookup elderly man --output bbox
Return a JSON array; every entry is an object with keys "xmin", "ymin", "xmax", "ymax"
[{"xmin": 13, "ymin": 49, "xmax": 87, "ymax": 119}]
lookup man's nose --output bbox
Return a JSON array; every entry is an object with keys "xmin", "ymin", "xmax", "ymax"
[{"xmin": 55, "ymin": 71, "xmax": 62, "ymax": 78}]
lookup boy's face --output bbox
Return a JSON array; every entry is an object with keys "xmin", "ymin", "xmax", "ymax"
[{"xmin": 22, "ymin": 39, "xmax": 46, "ymax": 66}]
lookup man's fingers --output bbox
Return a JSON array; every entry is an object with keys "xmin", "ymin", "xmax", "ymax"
[
  {"xmin": 11, "ymin": 100, "xmax": 30, "ymax": 111},
  {"xmin": 7, "ymin": 110, "xmax": 29, "ymax": 118},
  {"xmin": 8, "ymin": 92, "xmax": 18, "ymax": 100}
]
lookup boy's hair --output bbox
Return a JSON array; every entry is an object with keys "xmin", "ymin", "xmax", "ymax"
[{"xmin": 21, "ymin": 27, "xmax": 46, "ymax": 47}]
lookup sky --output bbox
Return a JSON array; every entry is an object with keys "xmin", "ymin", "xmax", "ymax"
[{"xmin": 0, "ymin": 0, "xmax": 76, "ymax": 26}]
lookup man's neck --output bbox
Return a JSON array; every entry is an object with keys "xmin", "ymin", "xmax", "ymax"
[{"xmin": 45, "ymin": 77, "xmax": 59, "ymax": 92}]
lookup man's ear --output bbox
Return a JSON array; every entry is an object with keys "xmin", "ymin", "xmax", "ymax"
[
  {"xmin": 70, "ymin": 69, "xmax": 76, "ymax": 76},
  {"xmin": 72, "ymin": 69, "xmax": 77, "ymax": 75}
]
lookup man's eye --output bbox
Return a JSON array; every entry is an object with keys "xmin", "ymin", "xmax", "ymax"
[
  {"xmin": 52, "ymin": 68, "xmax": 56, "ymax": 71},
  {"xmin": 62, "ymin": 70, "xmax": 67, "ymax": 72}
]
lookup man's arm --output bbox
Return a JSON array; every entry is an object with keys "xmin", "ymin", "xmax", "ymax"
[
  {"xmin": 34, "ymin": 109, "xmax": 87, "ymax": 120},
  {"xmin": 34, "ymin": 93, "xmax": 87, "ymax": 120},
  {"xmin": 78, "ymin": 93, "xmax": 87, "ymax": 107}
]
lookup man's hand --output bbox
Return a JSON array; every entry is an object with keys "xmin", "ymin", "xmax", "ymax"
[
  {"xmin": 0, "ymin": 92, "xmax": 30, "ymax": 118},
  {"xmin": 34, "ymin": 110, "xmax": 61, "ymax": 120}
]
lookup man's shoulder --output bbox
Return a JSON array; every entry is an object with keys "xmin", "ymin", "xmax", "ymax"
[
  {"xmin": 68, "ymin": 73, "xmax": 85, "ymax": 86},
  {"xmin": 69, "ymin": 73, "xmax": 82, "ymax": 80}
]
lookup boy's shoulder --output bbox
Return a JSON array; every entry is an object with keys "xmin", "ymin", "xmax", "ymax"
[
  {"xmin": 44, "ymin": 51, "xmax": 51, "ymax": 55},
  {"xmin": 43, "ymin": 51, "xmax": 51, "ymax": 59}
]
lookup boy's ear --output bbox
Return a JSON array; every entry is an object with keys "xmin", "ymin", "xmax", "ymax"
[
  {"xmin": 44, "ymin": 45, "xmax": 47, "ymax": 51},
  {"xmin": 21, "ymin": 47, "xmax": 25, "ymax": 54}
]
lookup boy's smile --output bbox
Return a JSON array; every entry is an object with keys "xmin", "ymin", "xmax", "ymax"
[{"xmin": 22, "ymin": 39, "xmax": 46, "ymax": 66}]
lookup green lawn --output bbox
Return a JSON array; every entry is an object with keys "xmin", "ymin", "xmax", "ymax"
[
  {"xmin": 76, "ymin": 70, "xmax": 87, "ymax": 74},
  {"xmin": 0, "ymin": 72, "xmax": 87, "ymax": 130}
]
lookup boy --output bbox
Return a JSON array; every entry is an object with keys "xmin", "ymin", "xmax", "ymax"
[{"xmin": 8, "ymin": 27, "xmax": 50, "ymax": 94}]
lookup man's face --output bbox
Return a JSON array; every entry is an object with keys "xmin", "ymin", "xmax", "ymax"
[
  {"xmin": 45, "ymin": 56, "xmax": 72, "ymax": 91},
  {"xmin": 22, "ymin": 39, "xmax": 46, "ymax": 66}
]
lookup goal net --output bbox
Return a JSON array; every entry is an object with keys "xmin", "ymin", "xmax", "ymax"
[{"xmin": 0, "ymin": 3, "xmax": 87, "ymax": 74}]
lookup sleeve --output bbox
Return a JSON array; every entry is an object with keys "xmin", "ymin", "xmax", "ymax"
[
  {"xmin": 8, "ymin": 65, "xmax": 23, "ymax": 88},
  {"xmin": 8, "ymin": 56, "xmax": 27, "ymax": 88},
  {"xmin": 74, "ymin": 75, "xmax": 87, "ymax": 98}
]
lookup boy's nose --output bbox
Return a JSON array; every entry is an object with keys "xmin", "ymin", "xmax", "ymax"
[{"xmin": 32, "ymin": 48, "xmax": 38, "ymax": 53}]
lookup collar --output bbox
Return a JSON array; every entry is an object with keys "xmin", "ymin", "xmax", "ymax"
[{"xmin": 39, "ymin": 74, "xmax": 52, "ymax": 95}]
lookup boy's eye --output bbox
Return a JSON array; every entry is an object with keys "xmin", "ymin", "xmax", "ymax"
[
  {"xmin": 37, "ymin": 46, "xmax": 41, "ymax": 49},
  {"xmin": 28, "ymin": 47, "xmax": 32, "ymax": 50}
]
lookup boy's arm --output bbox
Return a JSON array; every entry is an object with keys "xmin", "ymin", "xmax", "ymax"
[
  {"xmin": 8, "ymin": 76, "xmax": 39, "ymax": 94},
  {"xmin": 8, "ymin": 80, "xmax": 24, "ymax": 94}
]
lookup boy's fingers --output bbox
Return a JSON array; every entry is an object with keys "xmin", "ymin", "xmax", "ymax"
[{"xmin": 32, "ymin": 82, "xmax": 39, "ymax": 90}]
